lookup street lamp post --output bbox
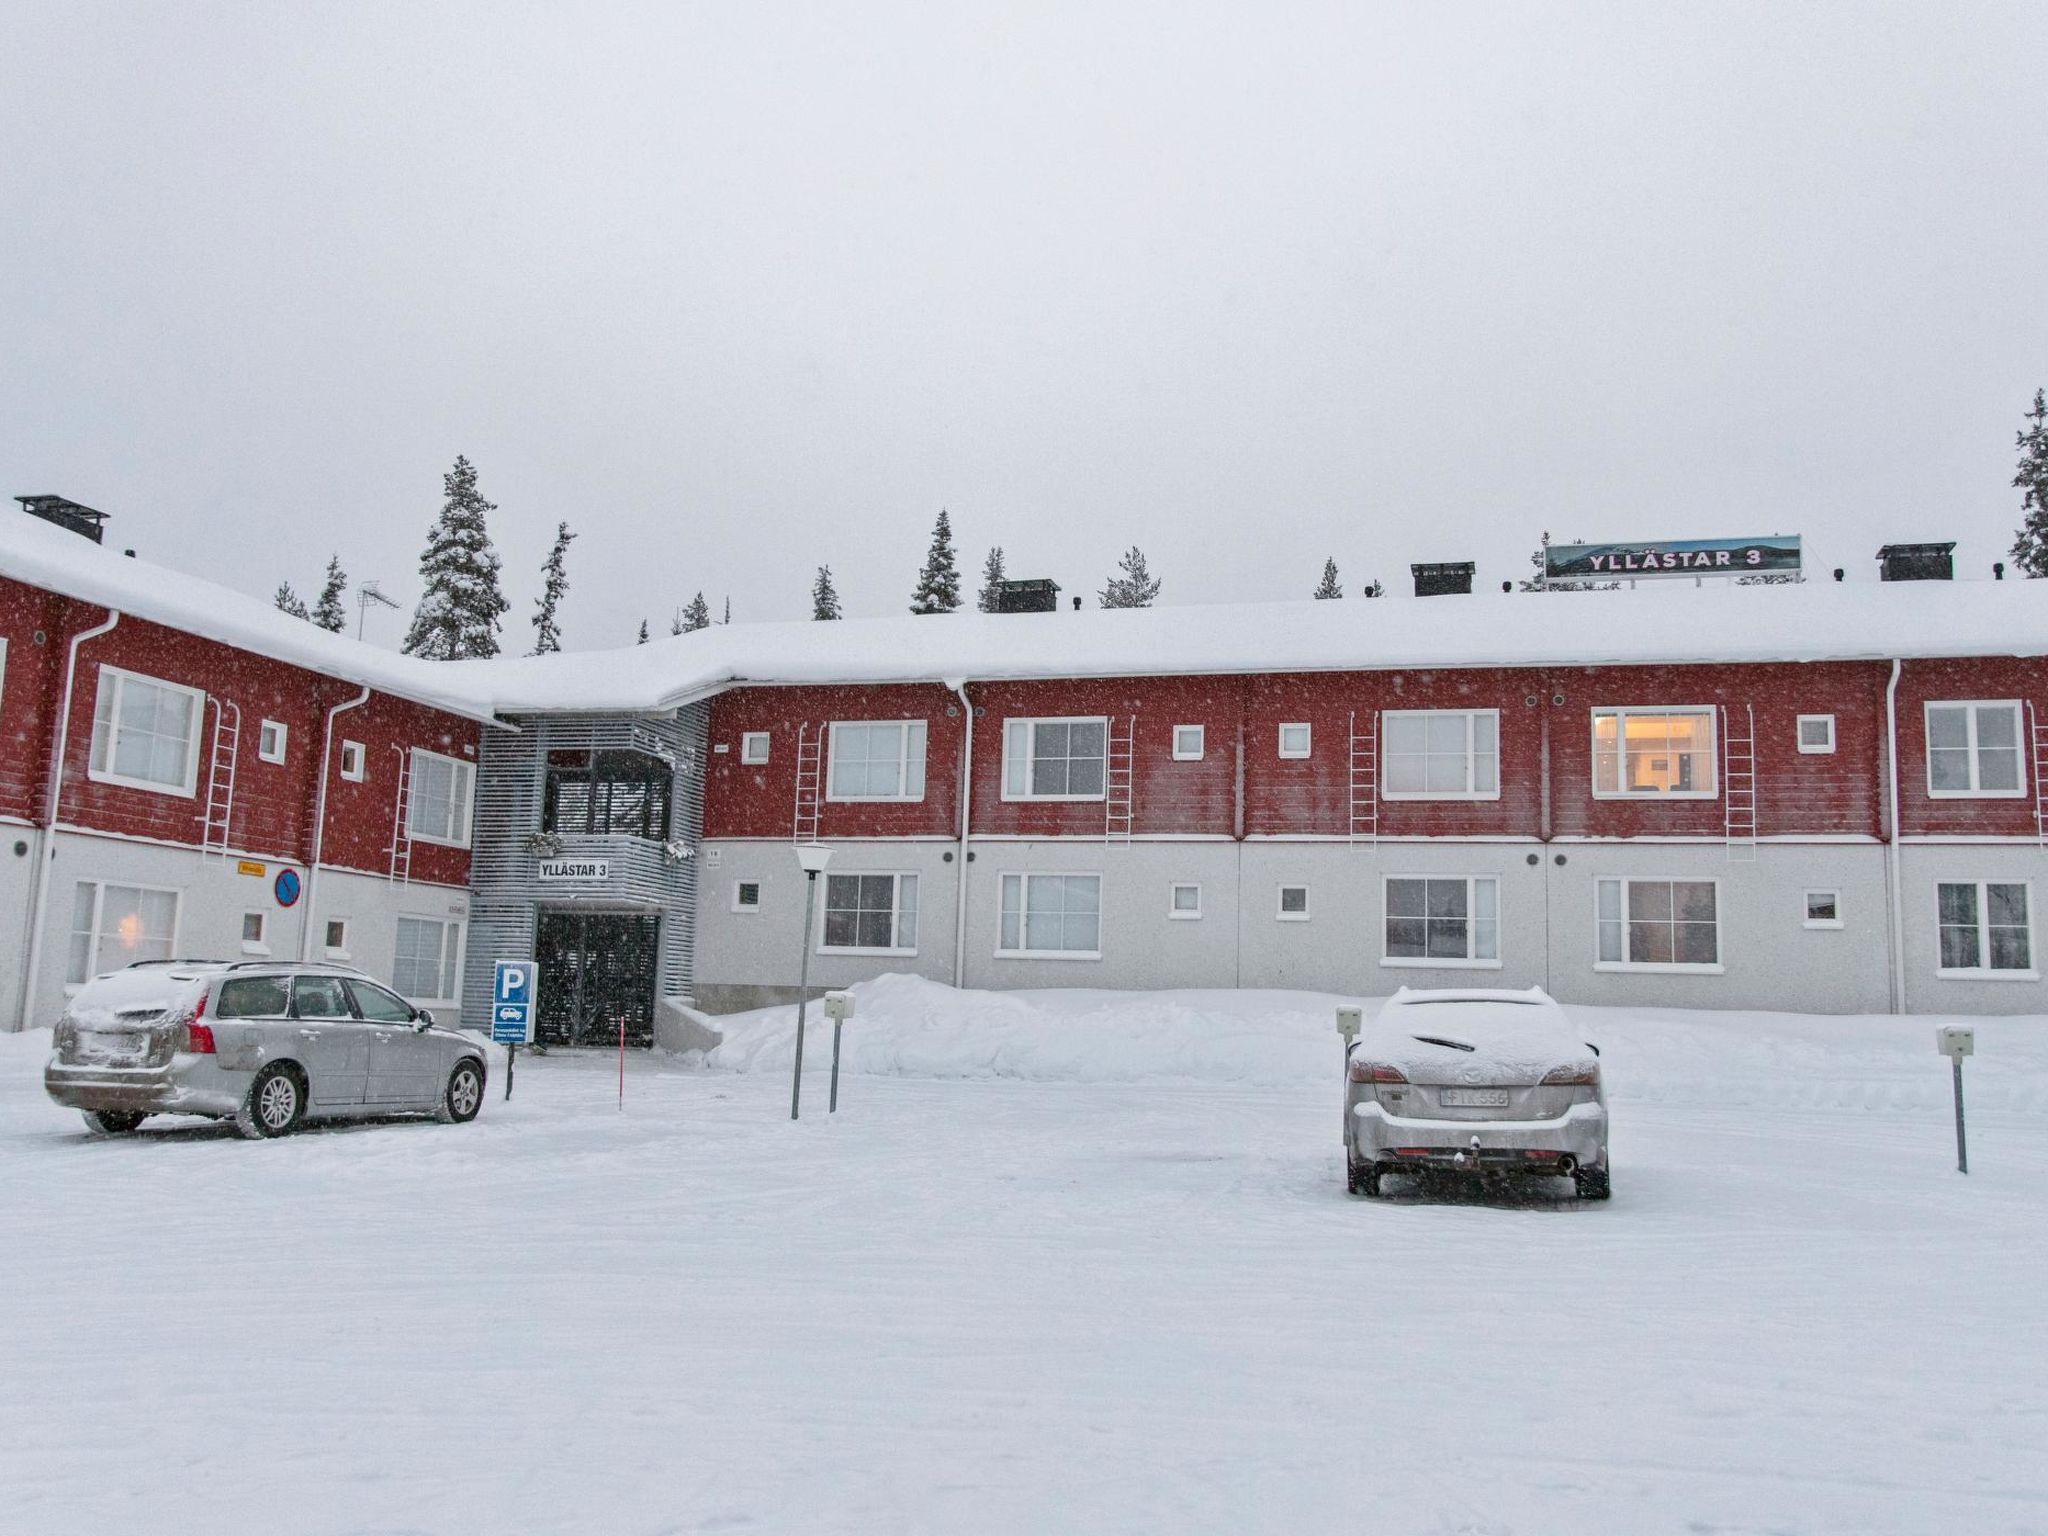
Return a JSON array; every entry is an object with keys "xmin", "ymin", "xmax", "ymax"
[{"xmin": 790, "ymin": 843, "xmax": 833, "ymax": 1120}]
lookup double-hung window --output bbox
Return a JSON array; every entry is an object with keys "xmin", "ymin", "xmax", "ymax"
[
  {"xmin": 820, "ymin": 872, "xmax": 919, "ymax": 954},
  {"xmin": 393, "ymin": 916, "xmax": 463, "ymax": 999},
  {"xmin": 407, "ymin": 749, "xmax": 475, "ymax": 847},
  {"xmin": 827, "ymin": 721, "xmax": 927, "ymax": 801},
  {"xmin": 1936, "ymin": 882, "xmax": 2034, "ymax": 977},
  {"xmin": 1384, "ymin": 876, "xmax": 1499, "ymax": 965},
  {"xmin": 1925, "ymin": 702, "xmax": 2024, "ymax": 797},
  {"xmin": 1596, "ymin": 877, "xmax": 1720, "ymax": 970},
  {"xmin": 1592, "ymin": 707, "xmax": 1717, "ymax": 798},
  {"xmin": 998, "ymin": 873, "xmax": 1101, "ymax": 957},
  {"xmin": 66, "ymin": 881, "xmax": 179, "ymax": 983},
  {"xmin": 1002, "ymin": 718, "xmax": 1107, "ymax": 800},
  {"xmin": 1381, "ymin": 711, "xmax": 1500, "ymax": 799},
  {"xmin": 87, "ymin": 666, "xmax": 204, "ymax": 796}
]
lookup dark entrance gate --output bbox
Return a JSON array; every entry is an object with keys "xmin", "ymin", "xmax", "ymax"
[{"xmin": 534, "ymin": 911, "xmax": 660, "ymax": 1048}]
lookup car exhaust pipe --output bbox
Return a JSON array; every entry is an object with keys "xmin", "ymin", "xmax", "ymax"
[{"xmin": 1558, "ymin": 1154, "xmax": 1576, "ymax": 1175}]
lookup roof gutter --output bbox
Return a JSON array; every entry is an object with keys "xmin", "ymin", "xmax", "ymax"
[
  {"xmin": 17, "ymin": 609, "xmax": 120, "ymax": 1031},
  {"xmin": 1884, "ymin": 658, "xmax": 1907, "ymax": 1014},
  {"xmin": 300, "ymin": 684, "xmax": 373, "ymax": 963}
]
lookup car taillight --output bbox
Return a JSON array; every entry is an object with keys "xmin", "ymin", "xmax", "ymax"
[
  {"xmin": 178, "ymin": 990, "xmax": 215, "ymax": 1055},
  {"xmin": 1541, "ymin": 1063, "xmax": 1599, "ymax": 1086},
  {"xmin": 1348, "ymin": 1061, "xmax": 1407, "ymax": 1084}
]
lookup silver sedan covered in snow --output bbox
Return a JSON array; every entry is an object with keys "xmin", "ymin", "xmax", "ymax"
[{"xmin": 1344, "ymin": 986, "xmax": 1609, "ymax": 1200}]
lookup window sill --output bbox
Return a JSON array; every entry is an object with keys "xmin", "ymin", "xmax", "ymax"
[
  {"xmin": 340, "ymin": 772, "xmax": 366, "ymax": 785},
  {"xmin": 1379, "ymin": 791, "xmax": 1503, "ymax": 803},
  {"xmin": 85, "ymin": 768, "xmax": 196, "ymax": 799},
  {"xmin": 1170, "ymin": 753, "xmax": 1204, "ymax": 763},
  {"xmin": 1168, "ymin": 911, "xmax": 1203, "ymax": 921},
  {"xmin": 1925, "ymin": 789, "xmax": 2029, "ymax": 801},
  {"xmin": 1276, "ymin": 913, "xmax": 1312, "ymax": 923},
  {"xmin": 731, "ymin": 905, "xmax": 763, "ymax": 916},
  {"xmin": 1802, "ymin": 920, "xmax": 1845, "ymax": 931},
  {"xmin": 324, "ymin": 948, "xmax": 352, "ymax": 963},
  {"xmin": 1593, "ymin": 961, "xmax": 1725, "ymax": 975},
  {"xmin": 1380, "ymin": 957, "xmax": 1502, "ymax": 969},
  {"xmin": 1589, "ymin": 790, "xmax": 1719, "ymax": 802},
  {"xmin": 998, "ymin": 793, "xmax": 1110, "ymax": 804},
  {"xmin": 817, "ymin": 947, "xmax": 918, "ymax": 958},
  {"xmin": 408, "ymin": 833, "xmax": 472, "ymax": 850},
  {"xmin": 995, "ymin": 949, "xmax": 1102, "ymax": 962},
  {"xmin": 823, "ymin": 794, "xmax": 927, "ymax": 805},
  {"xmin": 257, "ymin": 753, "xmax": 286, "ymax": 767},
  {"xmin": 240, "ymin": 940, "xmax": 271, "ymax": 956},
  {"xmin": 1935, "ymin": 968, "xmax": 2040, "ymax": 982}
]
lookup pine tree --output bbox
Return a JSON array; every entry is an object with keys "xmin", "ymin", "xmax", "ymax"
[
  {"xmin": 1313, "ymin": 558, "xmax": 1342, "ymax": 600},
  {"xmin": 402, "ymin": 455, "xmax": 511, "ymax": 659},
  {"xmin": 273, "ymin": 581, "xmax": 310, "ymax": 620},
  {"xmin": 2010, "ymin": 389, "xmax": 2048, "ymax": 577},
  {"xmin": 1099, "ymin": 546, "xmax": 1162, "ymax": 608},
  {"xmin": 977, "ymin": 546, "xmax": 1007, "ymax": 612},
  {"xmin": 680, "ymin": 592, "xmax": 711, "ymax": 632},
  {"xmin": 669, "ymin": 609, "xmax": 685, "ymax": 636},
  {"xmin": 1519, "ymin": 531, "xmax": 1617, "ymax": 594},
  {"xmin": 311, "ymin": 556, "xmax": 348, "ymax": 632},
  {"xmin": 1360, "ymin": 578, "xmax": 1385, "ymax": 598},
  {"xmin": 637, "ymin": 620, "xmax": 650, "ymax": 645},
  {"xmin": 722, "ymin": 596, "xmax": 731, "ymax": 624},
  {"xmin": 812, "ymin": 565, "xmax": 843, "ymax": 620},
  {"xmin": 530, "ymin": 521, "xmax": 575, "ymax": 655},
  {"xmin": 910, "ymin": 510, "xmax": 962, "ymax": 614}
]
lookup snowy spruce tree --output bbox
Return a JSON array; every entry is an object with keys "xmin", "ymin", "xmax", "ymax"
[
  {"xmin": 812, "ymin": 565, "xmax": 843, "ymax": 620},
  {"xmin": 273, "ymin": 581, "xmax": 310, "ymax": 620},
  {"xmin": 637, "ymin": 620, "xmax": 650, "ymax": 645},
  {"xmin": 977, "ymin": 546, "xmax": 1007, "ymax": 612},
  {"xmin": 1099, "ymin": 546, "xmax": 1161, "ymax": 608},
  {"xmin": 680, "ymin": 592, "xmax": 711, "ymax": 632},
  {"xmin": 1313, "ymin": 558, "xmax": 1342, "ymax": 599},
  {"xmin": 910, "ymin": 510, "xmax": 962, "ymax": 614},
  {"xmin": 311, "ymin": 556, "xmax": 348, "ymax": 632},
  {"xmin": 1360, "ymin": 578, "xmax": 1385, "ymax": 598},
  {"xmin": 402, "ymin": 455, "xmax": 510, "ymax": 659},
  {"xmin": 530, "ymin": 522, "xmax": 575, "ymax": 655},
  {"xmin": 722, "ymin": 596, "xmax": 731, "ymax": 624},
  {"xmin": 2010, "ymin": 389, "xmax": 2048, "ymax": 577}
]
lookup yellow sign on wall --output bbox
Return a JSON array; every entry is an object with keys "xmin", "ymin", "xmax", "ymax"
[{"xmin": 236, "ymin": 860, "xmax": 267, "ymax": 878}]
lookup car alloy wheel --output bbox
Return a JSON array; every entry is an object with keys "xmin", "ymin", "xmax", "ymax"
[
  {"xmin": 439, "ymin": 1060, "xmax": 484, "ymax": 1124},
  {"xmin": 239, "ymin": 1064, "xmax": 305, "ymax": 1139}
]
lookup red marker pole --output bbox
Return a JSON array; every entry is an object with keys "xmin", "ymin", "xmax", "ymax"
[{"xmin": 618, "ymin": 1015, "xmax": 626, "ymax": 1110}]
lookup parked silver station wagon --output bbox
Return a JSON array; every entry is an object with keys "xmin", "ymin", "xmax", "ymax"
[{"xmin": 46, "ymin": 961, "xmax": 488, "ymax": 1138}]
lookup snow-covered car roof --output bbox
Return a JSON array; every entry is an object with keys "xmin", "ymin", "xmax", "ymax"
[
  {"xmin": 1359, "ymin": 987, "xmax": 1594, "ymax": 1079},
  {"xmin": 63, "ymin": 965, "xmax": 214, "ymax": 1026}
]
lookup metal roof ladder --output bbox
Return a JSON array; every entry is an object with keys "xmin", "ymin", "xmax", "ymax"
[
  {"xmin": 1722, "ymin": 703, "xmax": 1757, "ymax": 862},
  {"xmin": 199, "ymin": 699, "xmax": 241, "ymax": 857},
  {"xmin": 793, "ymin": 723, "xmax": 823, "ymax": 843},
  {"xmin": 1349, "ymin": 710, "xmax": 1378, "ymax": 845},
  {"xmin": 389, "ymin": 746, "xmax": 414, "ymax": 884},
  {"xmin": 1105, "ymin": 715, "xmax": 1135, "ymax": 844},
  {"xmin": 2030, "ymin": 702, "xmax": 2048, "ymax": 846}
]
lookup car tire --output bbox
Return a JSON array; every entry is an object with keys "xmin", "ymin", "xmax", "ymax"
[
  {"xmin": 437, "ymin": 1058, "xmax": 485, "ymax": 1124},
  {"xmin": 236, "ymin": 1063, "xmax": 306, "ymax": 1139},
  {"xmin": 1347, "ymin": 1158, "xmax": 1381, "ymax": 1198},
  {"xmin": 1574, "ymin": 1166, "xmax": 1612, "ymax": 1201},
  {"xmin": 81, "ymin": 1109, "xmax": 148, "ymax": 1135}
]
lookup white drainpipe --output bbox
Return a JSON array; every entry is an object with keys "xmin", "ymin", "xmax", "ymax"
[
  {"xmin": 300, "ymin": 685, "xmax": 373, "ymax": 962},
  {"xmin": 948, "ymin": 679, "xmax": 973, "ymax": 988},
  {"xmin": 1884, "ymin": 658, "xmax": 1907, "ymax": 1014},
  {"xmin": 18, "ymin": 609, "xmax": 121, "ymax": 1031}
]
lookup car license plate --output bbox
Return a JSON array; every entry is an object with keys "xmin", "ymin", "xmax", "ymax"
[{"xmin": 1440, "ymin": 1087, "xmax": 1510, "ymax": 1108}]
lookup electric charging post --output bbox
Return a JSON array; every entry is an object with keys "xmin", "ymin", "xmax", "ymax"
[
  {"xmin": 824, "ymin": 990, "xmax": 854, "ymax": 1112},
  {"xmin": 1937, "ymin": 1025, "xmax": 1973, "ymax": 1174},
  {"xmin": 1336, "ymin": 1004, "xmax": 1362, "ymax": 1067}
]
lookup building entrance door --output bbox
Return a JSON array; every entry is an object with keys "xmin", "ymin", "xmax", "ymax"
[{"xmin": 534, "ymin": 911, "xmax": 660, "ymax": 1048}]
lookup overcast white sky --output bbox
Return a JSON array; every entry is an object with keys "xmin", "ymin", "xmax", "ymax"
[{"xmin": 4, "ymin": 3, "xmax": 2044, "ymax": 648}]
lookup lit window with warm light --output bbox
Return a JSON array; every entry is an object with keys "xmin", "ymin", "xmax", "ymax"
[{"xmin": 1591, "ymin": 708, "xmax": 1717, "ymax": 798}]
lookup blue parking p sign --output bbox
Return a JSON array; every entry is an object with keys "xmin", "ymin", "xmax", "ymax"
[{"xmin": 491, "ymin": 961, "xmax": 536, "ymax": 1045}]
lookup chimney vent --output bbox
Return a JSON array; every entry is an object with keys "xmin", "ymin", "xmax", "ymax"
[
  {"xmin": 16, "ymin": 495, "xmax": 108, "ymax": 544},
  {"xmin": 1410, "ymin": 561, "xmax": 1474, "ymax": 598},
  {"xmin": 992, "ymin": 578, "xmax": 1061, "ymax": 614},
  {"xmin": 1876, "ymin": 543, "xmax": 1955, "ymax": 582}
]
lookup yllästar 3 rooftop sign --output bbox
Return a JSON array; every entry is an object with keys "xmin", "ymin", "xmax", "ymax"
[{"xmin": 1545, "ymin": 535, "xmax": 1802, "ymax": 582}]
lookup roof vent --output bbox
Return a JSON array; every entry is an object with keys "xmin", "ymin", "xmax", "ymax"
[
  {"xmin": 1410, "ymin": 561, "xmax": 1474, "ymax": 598},
  {"xmin": 992, "ymin": 578, "xmax": 1061, "ymax": 614},
  {"xmin": 16, "ymin": 495, "xmax": 109, "ymax": 545},
  {"xmin": 1876, "ymin": 543, "xmax": 1955, "ymax": 582}
]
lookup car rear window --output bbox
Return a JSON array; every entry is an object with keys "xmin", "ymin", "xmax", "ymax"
[{"xmin": 215, "ymin": 976, "xmax": 290, "ymax": 1018}]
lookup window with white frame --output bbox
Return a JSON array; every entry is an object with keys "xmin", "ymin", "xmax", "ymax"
[
  {"xmin": 998, "ymin": 873, "xmax": 1101, "ymax": 956},
  {"xmin": 0, "ymin": 636, "xmax": 8, "ymax": 714},
  {"xmin": 66, "ymin": 881, "xmax": 179, "ymax": 983},
  {"xmin": 87, "ymin": 666, "xmax": 204, "ymax": 795},
  {"xmin": 1384, "ymin": 876, "xmax": 1499, "ymax": 965},
  {"xmin": 740, "ymin": 732, "xmax": 771, "ymax": 765},
  {"xmin": 340, "ymin": 740, "xmax": 366, "ymax": 781},
  {"xmin": 1591, "ymin": 707, "xmax": 1717, "ymax": 798},
  {"xmin": 1277, "ymin": 884, "xmax": 1311, "ymax": 920},
  {"xmin": 1596, "ymin": 878, "xmax": 1720, "ymax": 969},
  {"xmin": 257, "ymin": 719, "xmax": 287, "ymax": 763},
  {"xmin": 1382, "ymin": 710, "xmax": 1500, "ymax": 799},
  {"xmin": 1002, "ymin": 718, "xmax": 1107, "ymax": 800},
  {"xmin": 1171, "ymin": 725, "xmax": 1205, "ymax": 761},
  {"xmin": 406, "ymin": 749, "xmax": 475, "ymax": 846},
  {"xmin": 1169, "ymin": 882, "xmax": 1202, "ymax": 919},
  {"xmin": 1796, "ymin": 715, "xmax": 1836, "ymax": 754},
  {"xmin": 241, "ymin": 911, "xmax": 269, "ymax": 953},
  {"xmin": 1925, "ymin": 702, "xmax": 2024, "ymax": 797},
  {"xmin": 827, "ymin": 721, "xmax": 927, "ymax": 801},
  {"xmin": 1803, "ymin": 890, "xmax": 1843, "ymax": 929},
  {"xmin": 732, "ymin": 880, "xmax": 763, "ymax": 913},
  {"xmin": 820, "ymin": 872, "xmax": 919, "ymax": 953},
  {"xmin": 393, "ymin": 916, "xmax": 463, "ymax": 999},
  {"xmin": 1936, "ymin": 881, "xmax": 2034, "ymax": 976},
  {"xmin": 1278, "ymin": 723, "xmax": 1312, "ymax": 759}
]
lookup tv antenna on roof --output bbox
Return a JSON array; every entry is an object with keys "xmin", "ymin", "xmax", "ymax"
[{"xmin": 356, "ymin": 580, "xmax": 401, "ymax": 641}]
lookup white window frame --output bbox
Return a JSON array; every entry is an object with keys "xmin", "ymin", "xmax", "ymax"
[
  {"xmin": 65, "ymin": 880, "xmax": 182, "ymax": 985},
  {"xmin": 1802, "ymin": 889, "xmax": 1844, "ymax": 930},
  {"xmin": 256, "ymin": 719, "xmax": 288, "ymax": 764},
  {"xmin": 339, "ymin": 740, "xmax": 366, "ymax": 781},
  {"xmin": 323, "ymin": 917, "xmax": 351, "ymax": 961},
  {"xmin": 1924, "ymin": 701, "xmax": 2027, "ymax": 799},
  {"xmin": 1379, "ymin": 709, "xmax": 1502, "ymax": 801},
  {"xmin": 731, "ymin": 879, "xmax": 764, "ymax": 913},
  {"xmin": 1590, "ymin": 706, "xmax": 1719, "ymax": 800},
  {"xmin": 392, "ymin": 915, "xmax": 464, "ymax": 1001},
  {"xmin": 816, "ymin": 870, "xmax": 920, "ymax": 956},
  {"xmin": 406, "ymin": 748, "xmax": 475, "ymax": 848},
  {"xmin": 1001, "ymin": 717, "xmax": 1110, "ymax": 803},
  {"xmin": 1796, "ymin": 715, "xmax": 1836, "ymax": 755},
  {"xmin": 1171, "ymin": 725, "xmax": 1205, "ymax": 762},
  {"xmin": 825, "ymin": 720, "xmax": 928, "ymax": 803},
  {"xmin": 1380, "ymin": 874, "xmax": 1502, "ymax": 969},
  {"xmin": 240, "ymin": 910, "xmax": 270, "ymax": 956},
  {"xmin": 740, "ymin": 731, "xmax": 771, "ymax": 766},
  {"xmin": 1594, "ymin": 876, "xmax": 1724, "ymax": 974},
  {"xmin": 1934, "ymin": 879, "xmax": 2037, "ymax": 980},
  {"xmin": 86, "ymin": 664, "xmax": 206, "ymax": 798},
  {"xmin": 1169, "ymin": 882, "xmax": 1202, "ymax": 919},
  {"xmin": 996, "ymin": 872, "xmax": 1103, "ymax": 960},
  {"xmin": 1277, "ymin": 723, "xmax": 1312, "ymax": 760},
  {"xmin": 1277, "ymin": 884, "xmax": 1311, "ymax": 921}
]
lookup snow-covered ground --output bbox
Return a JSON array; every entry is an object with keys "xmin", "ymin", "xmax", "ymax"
[{"xmin": 3, "ymin": 980, "xmax": 2044, "ymax": 1535}]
